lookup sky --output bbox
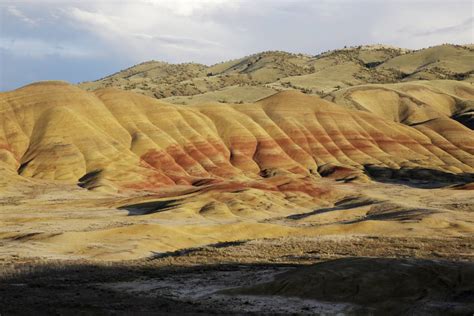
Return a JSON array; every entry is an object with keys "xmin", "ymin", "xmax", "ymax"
[{"xmin": 0, "ymin": 0, "xmax": 473, "ymax": 91}]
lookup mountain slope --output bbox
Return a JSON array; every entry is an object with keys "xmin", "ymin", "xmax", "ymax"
[{"xmin": 79, "ymin": 44, "xmax": 474, "ymax": 104}]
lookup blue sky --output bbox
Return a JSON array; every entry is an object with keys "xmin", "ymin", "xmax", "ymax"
[{"xmin": 1, "ymin": 0, "xmax": 473, "ymax": 91}]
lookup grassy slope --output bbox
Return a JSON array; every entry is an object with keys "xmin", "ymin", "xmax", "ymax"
[{"xmin": 78, "ymin": 44, "xmax": 474, "ymax": 104}]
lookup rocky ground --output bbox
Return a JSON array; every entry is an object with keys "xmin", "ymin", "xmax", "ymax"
[{"xmin": 1, "ymin": 235, "xmax": 473, "ymax": 315}]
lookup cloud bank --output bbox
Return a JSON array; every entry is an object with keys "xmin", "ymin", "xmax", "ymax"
[{"xmin": 0, "ymin": 0, "xmax": 472, "ymax": 90}]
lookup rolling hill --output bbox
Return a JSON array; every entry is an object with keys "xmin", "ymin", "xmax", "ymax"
[{"xmin": 79, "ymin": 44, "xmax": 474, "ymax": 105}]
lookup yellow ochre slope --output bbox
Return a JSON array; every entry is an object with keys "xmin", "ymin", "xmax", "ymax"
[{"xmin": 1, "ymin": 80, "xmax": 473, "ymax": 194}]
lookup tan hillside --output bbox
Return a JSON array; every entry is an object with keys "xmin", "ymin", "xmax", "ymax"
[
  {"xmin": 79, "ymin": 44, "xmax": 474, "ymax": 104},
  {"xmin": 379, "ymin": 44, "xmax": 474, "ymax": 81},
  {"xmin": 326, "ymin": 80, "xmax": 474, "ymax": 127},
  {"xmin": 1, "ymin": 80, "xmax": 473, "ymax": 261},
  {"xmin": 2, "ymin": 81, "xmax": 474, "ymax": 192}
]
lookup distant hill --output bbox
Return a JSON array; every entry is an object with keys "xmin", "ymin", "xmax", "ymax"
[{"xmin": 79, "ymin": 44, "xmax": 474, "ymax": 104}]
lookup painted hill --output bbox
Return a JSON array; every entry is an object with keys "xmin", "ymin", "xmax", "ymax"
[
  {"xmin": 1, "ymin": 81, "xmax": 473, "ymax": 195},
  {"xmin": 1, "ymin": 79, "xmax": 474, "ymax": 261}
]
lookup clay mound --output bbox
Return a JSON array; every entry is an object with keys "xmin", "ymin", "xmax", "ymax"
[
  {"xmin": 327, "ymin": 80, "xmax": 474, "ymax": 126},
  {"xmin": 1, "ymin": 83, "xmax": 473, "ymax": 194},
  {"xmin": 224, "ymin": 257, "xmax": 474, "ymax": 314}
]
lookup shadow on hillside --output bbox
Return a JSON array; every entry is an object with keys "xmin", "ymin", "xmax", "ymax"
[
  {"xmin": 364, "ymin": 165, "xmax": 474, "ymax": 188},
  {"xmin": 118, "ymin": 198, "xmax": 180, "ymax": 215},
  {"xmin": 286, "ymin": 196, "xmax": 380, "ymax": 220},
  {"xmin": 0, "ymin": 260, "xmax": 294, "ymax": 315},
  {"xmin": 452, "ymin": 111, "xmax": 474, "ymax": 130},
  {"xmin": 285, "ymin": 197, "xmax": 436, "ymax": 224},
  {"xmin": 150, "ymin": 240, "xmax": 248, "ymax": 259},
  {"xmin": 0, "ymin": 257, "xmax": 472, "ymax": 315}
]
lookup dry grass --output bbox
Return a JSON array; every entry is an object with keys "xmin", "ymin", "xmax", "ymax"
[{"xmin": 78, "ymin": 44, "xmax": 474, "ymax": 103}]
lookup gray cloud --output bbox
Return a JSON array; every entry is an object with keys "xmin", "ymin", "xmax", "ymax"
[
  {"xmin": 6, "ymin": 6, "xmax": 38, "ymax": 25},
  {"xmin": 1, "ymin": 0, "xmax": 473, "ymax": 91},
  {"xmin": 146, "ymin": 35, "xmax": 221, "ymax": 47},
  {"xmin": 414, "ymin": 17, "xmax": 474, "ymax": 37}
]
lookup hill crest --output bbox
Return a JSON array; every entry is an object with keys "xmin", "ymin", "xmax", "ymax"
[{"xmin": 78, "ymin": 44, "xmax": 474, "ymax": 105}]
